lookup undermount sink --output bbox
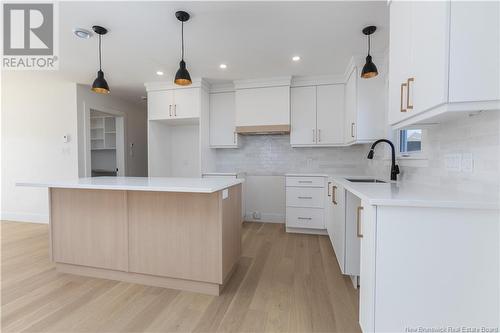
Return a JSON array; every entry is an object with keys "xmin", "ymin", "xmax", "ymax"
[{"xmin": 345, "ymin": 178, "xmax": 386, "ymax": 183}]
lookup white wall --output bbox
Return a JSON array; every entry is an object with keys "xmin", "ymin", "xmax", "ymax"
[
  {"xmin": 1, "ymin": 72, "xmax": 79, "ymax": 223},
  {"xmin": 76, "ymin": 84, "xmax": 147, "ymax": 177},
  {"xmin": 1, "ymin": 74, "xmax": 148, "ymax": 223}
]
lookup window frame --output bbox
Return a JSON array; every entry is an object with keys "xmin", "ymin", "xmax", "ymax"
[{"xmin": 396, "ymin": 126, "xmax": 427, "ymax": 160}]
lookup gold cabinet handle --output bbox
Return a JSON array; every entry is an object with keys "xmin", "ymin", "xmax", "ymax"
[
  {"xmin": 400, "ymin": 83, "xmax": 407, "ymax": 112},
  {"xmin": 327, "ymin": 182, "xmax": 332, "ymax": 197},
  {"xmin": 406, "ymin": 77, "xmax": 414, "ymax": 110},
  {"xmin": 169, "ymin": 104, "xmax": 172, "ymax": 117},
  {"xmin": 332, "ymin": 186, "xmax": 337, "ymax": 205},
  {"xmin": 174, "ymin": 104, "xmax": 177, "ymax": 117},
  {"xmin": 318, "ymin": 129, "xmax": 321, "ymax": 142},
  {"xmin": 351, "ymin": 123, "xmax": 355, "ymax": 138},
  {"xmin": 357, "ymin": 206, "xmax": 364, "ymax": 238}
]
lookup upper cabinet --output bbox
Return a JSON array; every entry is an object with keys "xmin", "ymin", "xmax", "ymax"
[
  {"xmin": 147, "ymin": 87, "xmax": 200, "ymax": 121},
  {"xmin": 389, "ymin": 1, "xmax": 500, "ymax": 128},
  {"xmin": 209, "ymin": 91, "xmax": 238, "ymax": 148},
  {"xmin": 290, "ymin": 84, "xmax": 344, "ymax": 147},
  {"xmin": 234, "ymin": 77, "xmax": 291, "ymax": 134}
]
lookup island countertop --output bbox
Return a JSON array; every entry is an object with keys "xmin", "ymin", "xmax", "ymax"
[{"xmin": 17, "ymin": 176, "xmax": 244, "ymax": 193}]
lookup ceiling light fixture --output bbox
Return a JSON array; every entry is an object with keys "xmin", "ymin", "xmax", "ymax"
[
  {"xmin": 91, "ymin": 25, "xmax": 110, "ymax": 94},
  {"xmin": 292, "ymin": 56, "xmax": 301, "ymax": 62},
  {"xmin": 73, "ymin": 28, "xmax": 92, "ymax": 39},
  {"xmin": 219, "ymin": 64, "xmax": 227, "ymax": 69},
  {"xmin": 156, "ymin": 71, "xmax": 164, "ymax": 76},
  {"xmin": 361, "ymin": 25, "xmax": 378, "ymax": 79},
  {"xmin": 174, "ymin": 11, "xmax": 192, "ymax": 86}
]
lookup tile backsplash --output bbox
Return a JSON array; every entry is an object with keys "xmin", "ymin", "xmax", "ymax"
[
  {"xmin": 215, "ymin": 135, "xmax": 370, "ymax": 176},
  {"xmin": 367, "ymin": 111, "xmax": 500, "ymax": 195}
]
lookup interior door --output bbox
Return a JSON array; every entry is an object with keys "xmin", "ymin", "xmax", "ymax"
[
  {"xmin": 173, "ymin": 88, "xmax": 200, "ymax": 118},
  {"xmin": 209, "ymin": 92, "xmax": 236, "ymax": 147},
  {"xmin": 316, "ymin": 84, "xmax": 344, "ymax": 145},
  {"xmin": 290, "ymin": 86, "xmax": 317, "ymax": 145}
]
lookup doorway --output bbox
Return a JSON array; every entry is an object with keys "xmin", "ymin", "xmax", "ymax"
[{"xmin": 85, "ymin": 108, "xmax": 125, "ymax": 177}]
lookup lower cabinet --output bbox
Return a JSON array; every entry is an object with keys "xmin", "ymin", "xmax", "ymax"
[
  {"xmin": 285, "ymin": 175, "xmax": 327, "ymax": 232},
  {"xmin": 326, "ymin": 180, "xmax": 360, "ymax": 277},
  {"xmin": 358, "ymin": 202, "xmax": 498, "ymax": 332}
]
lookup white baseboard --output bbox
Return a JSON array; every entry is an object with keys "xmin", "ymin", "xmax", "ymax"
[
  {"xmin": 0, "ymin": 211, "xmax": 49, "ymax": 224},
  {"xmin": 244, "ymin": 212, "xmax": 285, "ymax": 224}
]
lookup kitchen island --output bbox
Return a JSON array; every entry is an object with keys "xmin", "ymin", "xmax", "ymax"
[{"xmin": 18, "ymin": 177, "xmax": 243, "ymax": 295}]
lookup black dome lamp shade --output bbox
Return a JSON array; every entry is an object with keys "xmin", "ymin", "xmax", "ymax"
[
  {"xmin": 174, "ymin": 11, "xmax": 192, "ymax": 86},
  {"xmin": 91, "ymin": 25, "xmax": 110, "ymax": 94},
  {"xmin": 361, "ymin": 25, "xmax": 378, "ymax": 79}
]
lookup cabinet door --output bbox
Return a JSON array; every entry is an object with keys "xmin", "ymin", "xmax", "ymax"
[
  {"xmin": 290, "ymin": 86, "xmax": 316, "ymax": 145},
  {"xmin": 173, "ymin": 88, "xmax": 200, "ymax": 118},
  {"xmin": 359, "ymin": 201, "xmax": 376, "ymax": 333},
  {"xmin": 388, "ymin": 1, "xmax": 412, "ymax": 125},
  {"xmin": 316, "ymin": 84, "xmax": 344, "ymax": 145},
  {"xmin": 410, "ymin": 1, "xmax": 449, "ymax": 115},
  {"xmin": 148, "ymin": 90, "xmax": 174, "ymax": 120},
  {"xmin": 330, "ymin": 182, "xmax": 346, "ymax": 273},
  {"xmin": 235, "ymin": 86, "xmax": 290, "ymax": 127},
  {"xmin": 448, "ymin": 1, "xmax": 500, "ymax": 103},
  {"xmin": 344, "ymin": 68, "xmax": 357, "ymax": 143},
  {"xmin": 344, "ymin": 191, "xmax": 361, "ymax": 276},
  {"xmin": 209, "ymin": 92, "xmax": 237, "ymax": 147}
]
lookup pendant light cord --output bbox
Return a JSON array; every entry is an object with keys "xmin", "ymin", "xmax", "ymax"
[
  {"xmin": 181, "ymin": 21, "xmax": 184, "ymax": 61},
  {"xmin": 367, "ymin": 34, "xmax": 371, "ymax": 56},
  {"xmin": 98, "ymin": 34, "xmax": 102, "ymax": 71}
]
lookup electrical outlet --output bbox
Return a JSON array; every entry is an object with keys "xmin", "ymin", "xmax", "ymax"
[
  {"xmin": 445, "ymin": 153, "xmax": 462, "ymax": 172},
  {"xmin": 461, "ymin": 153, "xmax": 474, "ymax": 173}
]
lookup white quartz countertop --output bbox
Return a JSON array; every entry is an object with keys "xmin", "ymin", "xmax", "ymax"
[
  {"xmin": 17, "ymin": 177, "xmax": 244, "ymax": 194},
  {"xmin": 285, "ymin": 173, "xmax": 498, "ymax": 210},
  {"xmin": 330, "ymin": 176, "xmax": 499, "ymax": 210}
]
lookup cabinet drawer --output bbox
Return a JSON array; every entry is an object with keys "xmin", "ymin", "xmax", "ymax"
[
  {"xmin": 286, "ymin": 207, "xmax": 324, "ymax": 229},
  {"xmin": 286, "ymin": 187, "xmax": 324, "ymax": 208},
  {"xmin": 286, "ymin": 177, "xmax": 325, "ymax": 188}
]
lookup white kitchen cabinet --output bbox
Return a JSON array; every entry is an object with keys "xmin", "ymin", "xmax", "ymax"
[
  {"xmin": 358, "ymin": 200, "xmax": 376, "ymax": 333},
  {"xmin": 316, "ymin": 85, "xmax": 344, "ymax": 145},
  {"xmin": 354, "ymin": 200, "xmax": 499, "ymax": 332},
  {"xmin": 326, "ymin": 180, "xmax": 360, "ymax": 277},
  {"xmin": 344, "ymin": 68, "xmax": 357, "ymax": 143},
  {"xmin": 389, "ymin": 1, "xmax": 500, "ymax": 128},
  {"xmin": 285, "ymin": 175, "xmax": 327, "ymax": 234},
  {"xmin": 234, "ymin": 79, "xmax": 291, "ymax": 133},
  {"xmin": 209, "ymin": 92, "xmax": 238, "ymax": 148},
  {"xmin": 290, "ymin": 84, "xmax": 344, "ymax": 147},
  {"xmin": 290, "ymin": 86, "xmax": 316, "ymax": 145},
  {"xmin": 147, "ymin": 88, "xmax": 200, "ymax": 121}
]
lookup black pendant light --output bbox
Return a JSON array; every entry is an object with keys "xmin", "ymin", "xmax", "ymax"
[
  {"xmin": 174, "ymin": 11, "xmax": 192, "ymax": 86},
  {"xmin": 91, "ymin": 25, "xmax": 110, "ymax": 94},
  {"xmin": 361, "ymin": 25, "xmax": 378, "ymax": 79}
]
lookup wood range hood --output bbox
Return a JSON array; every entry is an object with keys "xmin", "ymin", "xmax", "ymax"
[{"xmin": 235, "ymin": 124, "xmax": 290, "ymax": 135}]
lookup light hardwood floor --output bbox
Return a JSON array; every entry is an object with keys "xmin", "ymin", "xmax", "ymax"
[{"xmin": 1, "ymin": 221, "xmax": 360, "ymax": 333}]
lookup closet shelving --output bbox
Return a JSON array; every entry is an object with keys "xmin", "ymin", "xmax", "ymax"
[{"xmin": 90, "ymin": 116, "xmax": 116, "ymax": 150}]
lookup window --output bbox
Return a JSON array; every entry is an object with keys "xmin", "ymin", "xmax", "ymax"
[{"xmin": 399, "ymin": 129, "xmax": 422, "ymax": 155}]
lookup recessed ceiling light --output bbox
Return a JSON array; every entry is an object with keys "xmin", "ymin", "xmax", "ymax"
[
  {"xmin": 292, "ymin": 56, "xmax": 301, "ymax": 62},
  {"xmin": 219, "ymin": 64, "xmax": 227, "ymax": 69},
  {"xmin": 73, "ymin": 28, "xmax": 92, "ymax": 39},
  {"xmin": 156, "ymin": 71, "xmax": 164, "ymax": 76}
]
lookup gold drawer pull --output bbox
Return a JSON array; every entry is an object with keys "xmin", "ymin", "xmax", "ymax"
[
  {"xmin": 357, "ymin": 206, "xmax": 364, "ymax": 238},
  {"xmin": 400, "ymin": 83, "xmax": 407, "ymax": 112},
  {"xmin": 406, "ymin": 77, "xmax": 414, "ymax": 110},
  {"xmin": 298, "ymin": 196, "xmax": 313, "ymax": 199},
  {"xmin": 332, "ymin": 186, "xmax": 337, "ymax": 205}
]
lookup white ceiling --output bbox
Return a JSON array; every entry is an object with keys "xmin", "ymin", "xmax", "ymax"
[{"xmin": 59, "ymin": 1, "xmax": 389, "ymax": 103}]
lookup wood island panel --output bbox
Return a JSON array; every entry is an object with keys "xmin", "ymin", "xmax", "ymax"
[
  {"xmin": 50, "ymin": 188, "xmax": 128, "ymax": 271},
  {"xmin": 128, "ymin": 190, "xmax": 221, "ymax": 283}
]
